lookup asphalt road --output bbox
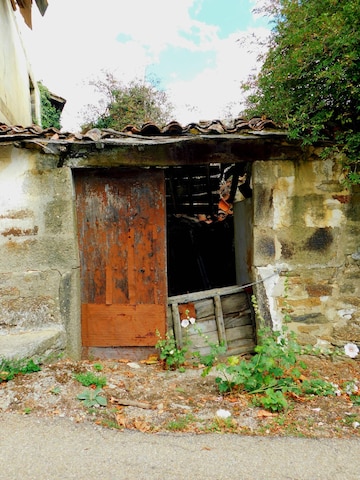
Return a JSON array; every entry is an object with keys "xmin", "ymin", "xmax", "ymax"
[{"xmin": 1, "ymin": 414, "xmax": 360, "ymax": 480}]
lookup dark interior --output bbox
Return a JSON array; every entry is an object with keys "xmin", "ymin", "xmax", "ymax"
[
  {"xmin": 165, "ymin": 163, "xmax": 251, "ymax": 296},
  {"xmin": 166, "ymin": 214, "xmax": 236, "ymax": 296}
]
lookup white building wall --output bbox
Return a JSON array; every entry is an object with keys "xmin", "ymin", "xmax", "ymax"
[{"xmin": 0, "ymin": 0, "xmax": 40, "ymax": 126}]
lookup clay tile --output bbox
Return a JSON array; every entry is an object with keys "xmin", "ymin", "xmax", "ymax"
[
  {"xmin": 0, "ymin": 123, "xmax": 12, "ymax": 134},
  {"xmin": 82, "ymin": 128, "xmax": 102, "ymax": 141},
  {"xmin": 260, "ymin": 119, "xmax": 277, "ymax": 129},
  {"xmin": 184, "ymin": 123, "xmax": 208, "ymax": 134},
  {"xmin": 28, "ymin": 124, "xmax": 43, "ymax": 134},
  {"xmin": 140, "ymin": 122, "xmax": 161, "ymax": 136},
  {"xmin": 161, "ymin": 121, "xmax": 183, "ymax": 136},
  {"xmin": 198, "ymin": 120, "xmax": 212, "ymax": 127},
  {"xmin": 122, "ymin": 125, "xmax": 140, "ymax": 135},
  {"xmin": 207, "ymin": 121, "xmax": 225, "ymax": 134},
  {"xmin": 248, "ymin": 117, "xmax": 263, "ymax": 129},
  {"xmin": 12, "ymin": 125, "xmax": 27, "ymax": 133}
]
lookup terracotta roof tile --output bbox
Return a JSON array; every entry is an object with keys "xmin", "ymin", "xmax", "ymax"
[{"xmin": 0, "ymin": 118, "xmax": 278, "ymax": 143}]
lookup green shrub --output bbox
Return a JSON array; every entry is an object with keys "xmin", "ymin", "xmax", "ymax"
[{"xmin": 205, "ymin": 326, "xmax": 336, "ymax": 412}]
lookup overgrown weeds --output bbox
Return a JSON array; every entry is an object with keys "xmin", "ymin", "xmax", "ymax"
[
  {"xmin": 73, "ymin": 371, "xmax": 107, "ymax": 388},
  {"xmin": 0, "ymin": 357, "xmax": 41, "ymax": 382},
  {"xmin": 204, "ymin": 327, "xmax": 339, "ymax": 412}
]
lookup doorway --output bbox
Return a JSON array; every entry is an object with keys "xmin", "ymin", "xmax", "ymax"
[
  {"xmin": 165, "ymin": 163, "xmax": 252, "ymax": 296},
  {"xmin": 74, "ymin": 162, "xmax": 253, "ymax": 356}
]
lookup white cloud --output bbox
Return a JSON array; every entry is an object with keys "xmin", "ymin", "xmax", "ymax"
[
  {"xmin": 16, "ymin": 0, "xmax": 270, "ymax": 131},
  {"xmin": 168, "ymin": 27, "xmax": 270, "ymax": 124}
]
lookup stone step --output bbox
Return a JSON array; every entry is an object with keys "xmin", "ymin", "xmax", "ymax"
[{"xmin": 0, "ymin": 329, "xmax": 66, "ymax": 361}]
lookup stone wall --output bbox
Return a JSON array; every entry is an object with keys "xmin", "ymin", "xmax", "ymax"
[
  {"xmin": 0, "ymin": 146, "xmax": 80, "ymax": 359},
  {"xmin": 252, "ymin": 147, "xmax": 360, "ymax": 348},
  {"xmin": 1, "ymin": 138, "xmax": 359, "ymax": 360}
]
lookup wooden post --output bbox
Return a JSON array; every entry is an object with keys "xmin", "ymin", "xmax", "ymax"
[
  {"xmin": 214, "ymin": 295, "xmax": 227, "ymax": 348},
  {"xmin": 171, "ymin": 303, "xmax": 183, "ymax": 348}
]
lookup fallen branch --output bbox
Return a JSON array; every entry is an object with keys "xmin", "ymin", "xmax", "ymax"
[{"xmin": 110, "ymin": 397, "xmax": 152, "ymax": 409}]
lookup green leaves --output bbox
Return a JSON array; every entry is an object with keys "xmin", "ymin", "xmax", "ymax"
[
  {"xmin": 38, "ymin": 82, "xmax": 62, "ymax": 130},
  {"xmin": 245, "ymin": 0, "xmax": 360, "ymax": 184},
  {"xmin": 73, "ymin": 371, "xmax": 107, "ymax": 388},
  {"xmin": 253, "ymin": 389, "xmax": 289, "ymax": 412},
  {"xmin": 0, "ymin": 358, "xmax": 41, "ymax": 382},
  {"xmin": 77, "ymin": 388, "xmax": 107, "ymax": 408},
  {"xmin": 82, "ymin": 72, "xmax": 173, "ymax": 132},
  {"xmin": 155, "ymin": 330, "xmax": 188, "ymax": 370},
  {"xmin": 210, "ymin": 326, "xmax": 335, "ymax": 412}
]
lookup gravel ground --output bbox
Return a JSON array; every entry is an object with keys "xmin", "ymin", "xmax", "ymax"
[{"xmin": 0, "ymin": 355, "xmax": 359, "ymax": 437}]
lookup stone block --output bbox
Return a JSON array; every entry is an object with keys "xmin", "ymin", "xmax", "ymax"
[
  {"xmin": 0, "ymin": 328, "xmax": 66, "ymax": 360},
  {"xmin": 253, "ymin": 233, "xmax": 275, "ymax": 265},
  {"xmin": 305, "ymin": 284, "xmax": 333, "ymax": 297},
  {"xmin": 292, "ymin": 313, "xmax": 329, "ymax": 324}
]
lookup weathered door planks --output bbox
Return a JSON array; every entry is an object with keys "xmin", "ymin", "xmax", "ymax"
[{"xmin": 75, "ymin": 169, "xmax": 167, "ymax": 347}]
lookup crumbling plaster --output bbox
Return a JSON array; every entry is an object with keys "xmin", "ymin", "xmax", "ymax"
[{"xmin": 0, "ymin": 145, "xmax": 80, "ymax": 358}]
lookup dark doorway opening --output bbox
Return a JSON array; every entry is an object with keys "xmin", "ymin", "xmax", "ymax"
[
  {"xmin": 165, "ymin": 163, "xmax": 252, "ymax": 297},
  {"xmin": 167, "ymin": 214, "xmax": 236, "ymax": 296}
]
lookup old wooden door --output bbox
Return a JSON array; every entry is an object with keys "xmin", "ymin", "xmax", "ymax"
[{"xmin": 75, "ymin": 169, "xmax": 167, "ymax": 347}]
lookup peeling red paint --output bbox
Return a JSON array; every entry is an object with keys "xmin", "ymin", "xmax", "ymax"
[{"xmin": 1, "ymin": 226, "xmax": 38, "ymax": 237}]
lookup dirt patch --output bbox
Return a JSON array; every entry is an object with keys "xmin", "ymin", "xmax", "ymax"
[{"xmin": 0, "ymin": 355, "xmax": 359, "ymax": 437}]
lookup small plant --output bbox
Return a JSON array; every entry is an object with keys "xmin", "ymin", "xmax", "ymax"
[
  {"xmin": 93, "ymin": 363, "xmax": 103, "ymax": 371},
  {"xmin": 0, "ymin": 357, "xmax": 41, "ymax": 382},
  {"xmin": 23, "ymin": 407, "xmax": 32, "ymax": 415},
  {"xmin": 50, "ymin": 386, "xmax": 61, "ymax": 395},
  {"xmin": 166, "ymin": 414, "xmax": 196, "ymax": 431},
  {"xmin": 156, "ymin": 309, "xmax": 225, "ymax": 371},
  {"xmin": 253, "ymin": 388, "xmax": 289, "ymax": 412},
  {"xmin": 281, "ymin": 274, "xmax": 292, "ymax": 324},
  {"xmin": 155, "ymin": 330, "xmax": 188, "ymax": 370},
  {"xmin": 77, "ymin": 388, "xmax": 107, "ymax": 407},
  {"xmin": 301, "ymin": 378, "xmax": 337, "ymax": 396},
  {"xmin": 196, "ymin": 341, "xmax": 227, "ymax": 376},
  {"xmin": 74, "ymin": 371, "xmax": 107, "ymax": 388}
]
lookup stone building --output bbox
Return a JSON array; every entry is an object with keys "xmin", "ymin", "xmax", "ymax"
[{"xmin": 0, "ymin": 121, "xmax": 358, "ymax": 360}]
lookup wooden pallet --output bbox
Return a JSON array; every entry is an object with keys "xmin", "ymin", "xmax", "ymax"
[{"xmin": 167, "ymin": 285, "xmax": 256, "ymax": 356}]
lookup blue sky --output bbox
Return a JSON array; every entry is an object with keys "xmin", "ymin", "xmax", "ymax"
[
  {"xmin": 20, "ymin": 0, "xmax": 271, "ymax": 131},
  {"xmin": 189, "ymin": 0, "xmax": 267, "ymax": 36}
]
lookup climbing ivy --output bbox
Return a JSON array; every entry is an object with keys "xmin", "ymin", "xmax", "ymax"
[{"xmin": 38, "ymin": 82, "xmax": 61, "ymax": 130}]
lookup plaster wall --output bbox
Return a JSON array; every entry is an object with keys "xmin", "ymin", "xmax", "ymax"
[
  {"xmin": 0, "ymin": 0, "xmax": 40, "ymax": 126},
  {"xmin": 0, "ymin": 145, "xmax": 80, "ymax": 358},
  {"xmin": 252, "ymin": 148, "xmax": 360, "ymax": 348}
]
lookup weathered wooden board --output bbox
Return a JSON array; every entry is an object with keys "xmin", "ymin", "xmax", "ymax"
[
  {"xmin": 225, "ymin": 325, "xmax": 255, "ymax": 342},
  {"xmin": 75, "ymin": 169, "xmax": 167, "ymax": 347},
  {"xmin": 224, "ymin": 314, "xmax": 253, "ymax": 329},
  {"xmin": 167, "ymin": 285, "xmax": 255, "ymax": 356},
  {"xmin": 221, "ymin": 294, "xmax": 250, "ymax": 314},
  {"xmin": 194, "ymin": 299, "xmax": 216, "ymax": 320}
]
